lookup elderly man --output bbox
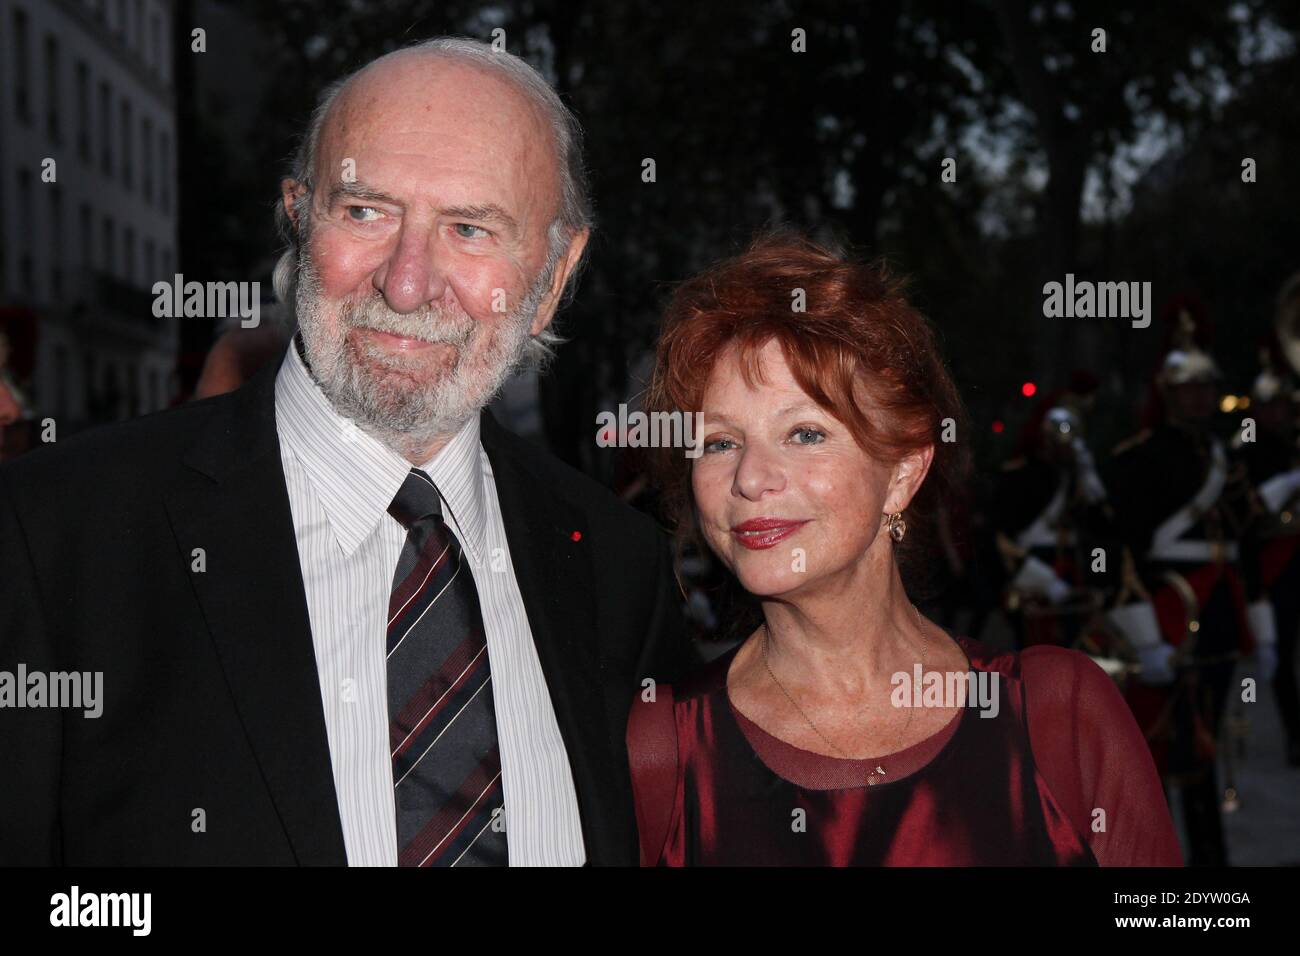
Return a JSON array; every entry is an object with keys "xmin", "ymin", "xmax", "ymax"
[{"xmin": 0, "ymin": 38, "xmax": 686, "ymax": 866}]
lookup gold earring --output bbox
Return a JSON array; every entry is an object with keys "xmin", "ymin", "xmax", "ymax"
[{"xmin": 886, "ymin": 511, "xmax": 906, "ymax": 542}]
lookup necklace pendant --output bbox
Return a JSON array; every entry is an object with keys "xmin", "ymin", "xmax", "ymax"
[{"xmin": 866, "ymin": 765, "xmax": 886, "ymax": 786}]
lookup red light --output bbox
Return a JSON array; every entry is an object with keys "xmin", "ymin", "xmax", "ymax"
[
  {"xmin": 1021, "ymin": 382, "xmax": 1037, "ymax": 398},
  {"xmin": 992, "ymin": 420, "xmax": 1005, "ymax": 433}
]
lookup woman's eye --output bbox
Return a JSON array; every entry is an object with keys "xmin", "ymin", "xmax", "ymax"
[
  {"xmin": 346, "ymin": 206, "xmax": 383, "ymax": 223},
  {"xmin": 454, "ymin": 223, "xmax": 490, "ymax": 239},
  {"xmin": 703, "ymin": 438, "xmax": 735, "ymax": 454},
  {"xmin": 792, "ymin": 426, "xmax": 825, "ymax": 445}
]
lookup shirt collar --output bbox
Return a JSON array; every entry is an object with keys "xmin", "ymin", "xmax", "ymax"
[{"xmin": 274, "ymin": 337, "xmax": 488, "ymax": 564}]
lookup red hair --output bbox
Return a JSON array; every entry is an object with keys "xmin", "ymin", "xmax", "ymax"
[{"xmin": 645, "ymin": 229, "xmax": 969, "ymax": 597}]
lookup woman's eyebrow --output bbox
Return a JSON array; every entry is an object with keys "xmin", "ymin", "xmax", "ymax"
[
  {"xmin": 701, "ymin": 411, "xmax": 732, "ymax": 427},
  {"xmin": 774, "ymin": 401, "xmax": 821, "ymax": 418},
  {"xmin": 703, "ymin": 401, "xmax": 820, "ymax": 427}
]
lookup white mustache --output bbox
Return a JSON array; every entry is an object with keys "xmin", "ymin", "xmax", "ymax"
[{"xmin": 343, "ymin": 297, "xmax": 475, "ymax": 345}]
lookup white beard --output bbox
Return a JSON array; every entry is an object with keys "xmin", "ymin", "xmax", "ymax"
[{"xmin": 293, "ymin": 248, "xmax": 550, "ymax": 458}]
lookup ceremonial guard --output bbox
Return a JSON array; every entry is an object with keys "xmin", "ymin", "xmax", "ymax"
[
  {"xmin": 992, "ymin": 378, "xmax": 1111, "ymax": 650},
  {"xmin": 1102, "ymin": 318, "xmax": 1273, "ymax": 866},
  {"xmin": 1239, "ymin": 309, "xmax": 1300, "ymax": 767}
]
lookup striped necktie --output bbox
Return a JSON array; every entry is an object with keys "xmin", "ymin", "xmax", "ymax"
[{"xmin": 386, "ymin": 467, "xmax": 508, "ymax": 866}]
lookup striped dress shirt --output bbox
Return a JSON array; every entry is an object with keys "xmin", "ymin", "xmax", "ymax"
[{"xmin": 273, "ymin": 341, "xmax": 586, "ymax": 866}]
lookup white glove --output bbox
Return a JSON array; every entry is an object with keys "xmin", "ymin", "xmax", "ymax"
[
  {"xmin": 1072, "ymin": 438, "xmax": 1108, "ymax": 504},
  {"xmin": 1247, "ymin": 599, "xmax": 1279, "ymax": 683},
  {"xmin": 1255, "ymin": 642, "xmax": 1279, "ymax": 684},
  {"xmin": 1012, "ymin": 554, "xmax": 1072, "ymax": 605},
  {"xmin": 1257, "ymin": 468, "xmax": 1300, "ymax": 513},
  {"xmin": 1107, "ymin": 600, "xmax": 1176, "ymax": 685},
  {"xmin": 1136, "ymin": 641, "xmax": 1178, "ymax": 686}
]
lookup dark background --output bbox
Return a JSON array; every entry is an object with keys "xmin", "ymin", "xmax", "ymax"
[{"xmin": 175, "ymin": 0, "xmax": 1300, "ymax": 480}]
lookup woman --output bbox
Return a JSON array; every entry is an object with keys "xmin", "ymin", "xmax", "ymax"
[{"xmin": 627, "ymin": 231, "xmax": 1182, "ymax": 866}]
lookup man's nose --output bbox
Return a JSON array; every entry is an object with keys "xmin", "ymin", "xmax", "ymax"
[{"xmin": 372, "ymin": 225, "xmax": 448, "ymax": 314}]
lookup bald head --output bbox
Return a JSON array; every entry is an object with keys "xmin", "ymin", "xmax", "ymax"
[{"xmin": 320, "ymin": 50, "xmax": 561, "ymax": 206}]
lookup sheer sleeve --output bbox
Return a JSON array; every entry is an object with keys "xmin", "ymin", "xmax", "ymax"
[{"xmin": 1021, "ymin": 645, "xmax": 1184, "ymax": 866}]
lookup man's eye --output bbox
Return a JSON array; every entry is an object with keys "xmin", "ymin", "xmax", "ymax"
[
  {"xmin": 346, "ymin": 206, "xmax": 382, "ymax": 223},
  {"xmin": 454, "ymin": 223, "xmax": 489, "ymax": 239},
  {"xmin": 703, "ymin": 438, "xmax": 735, "ymax": 454}
]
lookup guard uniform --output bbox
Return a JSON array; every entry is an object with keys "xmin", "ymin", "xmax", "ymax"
[
  {"xmin": 1238, "ymin": 363, "xmax": 1299, "ymax": 765},
  {"xmin": 992, "ymin": 406, "xmax": 1110, "ymax": 650},
  {"xmin": 1103, "ymin": 338, "xmax": 1262, "ymax": 867}
]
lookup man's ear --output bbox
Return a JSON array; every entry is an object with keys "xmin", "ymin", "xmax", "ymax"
[
  {"xmin": 281, "ymin": 178, "xmax": 309, "ymax": 232},
  {"xmin": 530, "ymin": 227, "xmax": 591, "ymax": 336},
  {"xmin": 884, "ymin": 443, "xmax": 936, "ymax": 515}
]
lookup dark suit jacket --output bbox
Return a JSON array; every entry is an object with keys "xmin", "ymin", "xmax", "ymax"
[{"xmin": 0, "ymin": 359, "xmax": 687, "ymax": 865}]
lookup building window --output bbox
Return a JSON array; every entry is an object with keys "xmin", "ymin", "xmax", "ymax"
[
  {"xmin": 75, "ymin": 61, "xmax": 90, "ymax": 161},
  {"xmin": 50, "ymin": 186, "xmax": 64, "ymax": 300},
  {"xmin": 54, "ymin": 345, "xmax": 70, "ymax": 419},
  {"xmin": 160, "ymin": 132, "xmax": 171, "ymax": 212},
  {"xmin": 13, "ymin": 8, "xmax": 32, "ymax": 125},
  {"xmin": 161, "ymin": 248, "xmax": 173, "ymax": 279},
  {"xmin": 120, "ymin": 98, "xmax": 133, "ymax": 190},
  {"xmin": 151, "ymin": 13, "xmax": 163, "ymax": 76},
  {"xmin": 45, "ymin": 35, "xmax": 62, "ymax": 144},
  {"xmin": 124, "ymin": 227, "xmax": 136, "ymax": 285},
  {"xmin": 142, "ymin": 117, "xmax": 153, "ymax": 202},
  {"xmin": 115, "ymin": 0, "xmax": 125, "ymax": 36},
  {"xmin": 102, "ymin": 216, "xmax": 115, "ymax": 275},
  {"xmin": 127, "ymin": 363, "xmax": 140, "ymax": 418},
  {"xmin": 18, "ymin": 169, "xmax": 34, "ymax": 294},
  {"xmin": 83, "ymin": 353, "xmax": 96, "ymax": 417},
  {"xmin": 135, "ymin": 0, "xmax": 144, "ymax": 53},
  {"xmin": 144, "ymin": 238, "xmax": 155, "ymax": 283},
  {"xmin": 99, "ymin": 80, "xmax": 112, "ymax": 175},
  {"xmin": 80, "ymin": 203, "xmax": 93, "ymax": 271}
]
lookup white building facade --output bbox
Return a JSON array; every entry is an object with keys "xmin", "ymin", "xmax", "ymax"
[{"xmin": 0, "ymin": 0, "xmax": 178, "ymax": 426}]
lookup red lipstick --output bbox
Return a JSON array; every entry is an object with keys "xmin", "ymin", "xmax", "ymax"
[{"xmin": 730, "ymin": 517, "xmax": 809, "ymax": 550}]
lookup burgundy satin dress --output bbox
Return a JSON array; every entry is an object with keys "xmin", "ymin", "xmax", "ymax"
[{"xmin": 645, "ymin": 634, "xmax": 1183, "ymax": 866}]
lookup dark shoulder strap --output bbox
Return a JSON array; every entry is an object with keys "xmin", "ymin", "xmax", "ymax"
[{"xmin": 626, "ymin": 684, "xmax": 678, "ymax": 866}]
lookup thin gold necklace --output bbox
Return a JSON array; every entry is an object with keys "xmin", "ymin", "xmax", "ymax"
[{"xmin": 760, "ymin": 606, "xmax": 930, "ymax": 784}]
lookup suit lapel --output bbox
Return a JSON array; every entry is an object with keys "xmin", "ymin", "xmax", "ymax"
[
  {"xmin": 478, "ymin": 410, "xmax": 628, "ymax": 864},
  {"xmin": 163, "ymin": 360, "xmax": 347, "ymax": 865}
]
